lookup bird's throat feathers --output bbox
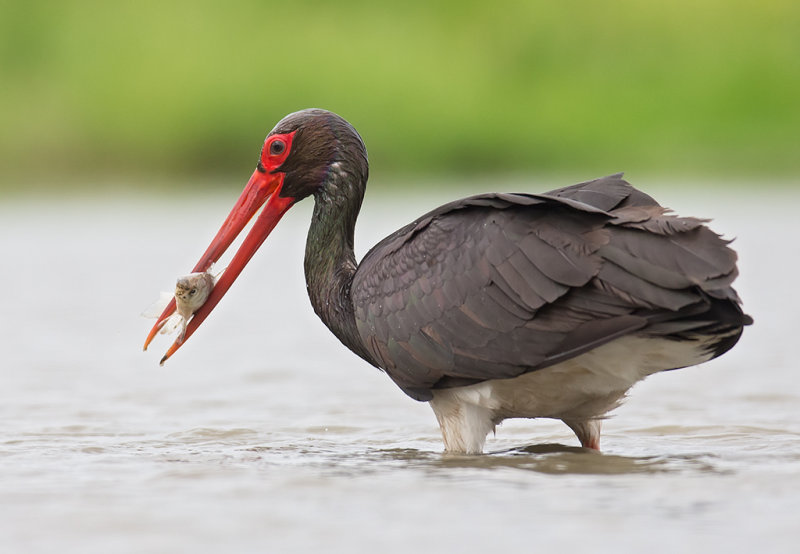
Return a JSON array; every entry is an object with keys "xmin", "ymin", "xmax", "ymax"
[{"xmin": 302, "ymin": 166, "xmax": 374, "ymax": 366}]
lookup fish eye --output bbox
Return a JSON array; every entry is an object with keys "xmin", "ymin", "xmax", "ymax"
[{"xmin": 269, "ymin": 139, "xmax": 286, "ymax": 156}]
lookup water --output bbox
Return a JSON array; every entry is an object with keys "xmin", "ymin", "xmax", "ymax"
[{"xmin": 1, "ymin": 183, "xmax": 798, "ymax": 553}]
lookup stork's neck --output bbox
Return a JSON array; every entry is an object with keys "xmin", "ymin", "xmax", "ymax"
[{"xmin": 303, "ymin": 173, "xmax": 374, "ymax": 364}]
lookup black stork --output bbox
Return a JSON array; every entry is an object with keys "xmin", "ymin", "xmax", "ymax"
[{"xmin": 144, "ymin": 109, "xmax": 751, "ymax": 454}]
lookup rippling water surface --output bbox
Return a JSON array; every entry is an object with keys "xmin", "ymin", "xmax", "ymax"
[{"xmin": 1, "ymin": 183, "xmax": 798, "ymax": 553}]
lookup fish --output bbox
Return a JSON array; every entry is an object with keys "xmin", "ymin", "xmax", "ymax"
[
  {"xmin": 142, "ymin": 270, "xmax": 217, "ymax": 355},
  {"xmin": 173, "ymin": 272, "xmax": 216, "ymax": 339}
]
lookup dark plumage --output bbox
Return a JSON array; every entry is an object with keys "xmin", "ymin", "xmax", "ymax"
[
  {"xmin": 147, "ymin": 109, "xmax": 751, "ymax": 454},
  {"xmin": 352, "ymin": 174, "xmax": 750, "ymax": 404}
]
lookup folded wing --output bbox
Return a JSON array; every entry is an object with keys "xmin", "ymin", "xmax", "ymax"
[{"xmin": 352, "ymin": 175, "xmax": 750, "ymax": 401}]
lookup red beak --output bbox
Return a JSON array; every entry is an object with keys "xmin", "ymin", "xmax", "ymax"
[{"xmin": 144, "ymin": 168, "xmax": 296, "ymax": 362}]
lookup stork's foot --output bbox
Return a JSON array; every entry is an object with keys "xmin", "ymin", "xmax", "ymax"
[{"xmin": 563, "ymin": 418, "xmax": 602, "ymax": 451}]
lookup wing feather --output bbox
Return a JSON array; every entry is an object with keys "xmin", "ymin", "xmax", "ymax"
[{"xmin": 352, "ymin": 176, "xmax": 749, "ymax": 401}]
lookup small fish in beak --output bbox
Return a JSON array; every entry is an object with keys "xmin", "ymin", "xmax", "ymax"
[
  {"xmin": 142, "ymin": 269, "xmax": 217, "ymax": 362},
  {"xmin": 173, "ymin": 272, "xmax": 216, "ymax": 340}
]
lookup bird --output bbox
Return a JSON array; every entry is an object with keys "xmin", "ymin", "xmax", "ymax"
[{"xmin": 144, "ymin": 108, "xmax": 752, "ymax": 454}]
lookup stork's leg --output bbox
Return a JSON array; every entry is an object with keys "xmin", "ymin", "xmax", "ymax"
[
  {"xmin": 563, "ymin": 418, "xmax": 602, "ymax": 450},
  {"xmin": 429, "ymin": 394, "xmax": 496, "ymax": 455}
]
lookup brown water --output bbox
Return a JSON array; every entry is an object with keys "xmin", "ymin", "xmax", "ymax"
[{"xmin": 1, "ymin": 184, "xmax": 798, "ymax": 553}]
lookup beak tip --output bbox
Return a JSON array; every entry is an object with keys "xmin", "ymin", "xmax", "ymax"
[{"xmin": 159, "ymin": 338, "xmax": 181, "ymax": 365}]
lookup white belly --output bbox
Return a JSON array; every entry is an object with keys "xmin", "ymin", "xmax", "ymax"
[{"xmin": 428, "ymin": 334, "xmax": 719, "ymax": 453}]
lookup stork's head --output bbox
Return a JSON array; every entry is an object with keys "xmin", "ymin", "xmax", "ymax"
[{"xmin": 144, "ymin": 109, "xmax": 367, "ymax": 361}]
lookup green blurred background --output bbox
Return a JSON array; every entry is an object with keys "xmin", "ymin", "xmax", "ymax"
[{"xmin": 1, "ymin": 0, "xmax": 798, "ymax": 191}]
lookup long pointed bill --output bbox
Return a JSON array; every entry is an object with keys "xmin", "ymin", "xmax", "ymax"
[{"xmin": 143, "ymin": 168, "xmax": 296, "ymax": 361}]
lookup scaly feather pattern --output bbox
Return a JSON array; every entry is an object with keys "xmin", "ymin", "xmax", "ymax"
[{"xmin": 352, "ymin": 174, "xmax": 750, "ymax": 401}]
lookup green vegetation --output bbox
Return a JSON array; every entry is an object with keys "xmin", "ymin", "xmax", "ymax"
[{"xmin": 1, "ymin": 0, "xmax": 798, "ymax": 189}]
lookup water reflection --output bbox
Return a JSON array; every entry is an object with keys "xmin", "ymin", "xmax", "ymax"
[{"xmin": 231, "ymin": 438, "xmax": 723, "ymax": 477}]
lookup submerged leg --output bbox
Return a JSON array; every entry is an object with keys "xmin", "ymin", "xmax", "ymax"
[
  {"xmin": 429, "ymin": 394, "xmax": 496, "ymax": 455},
  {"xmin": 563, "ymin": 418, "xmax": 602, "ymax": 450}
]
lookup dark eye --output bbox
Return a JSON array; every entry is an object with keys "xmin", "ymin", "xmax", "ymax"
[
  {"xmin": 189, "ymin": 288, "xmax": 197, "ymax": 295},
  {"xmin": 270, "ymin": 140, "xmax": 286, "ymax": 155}
]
